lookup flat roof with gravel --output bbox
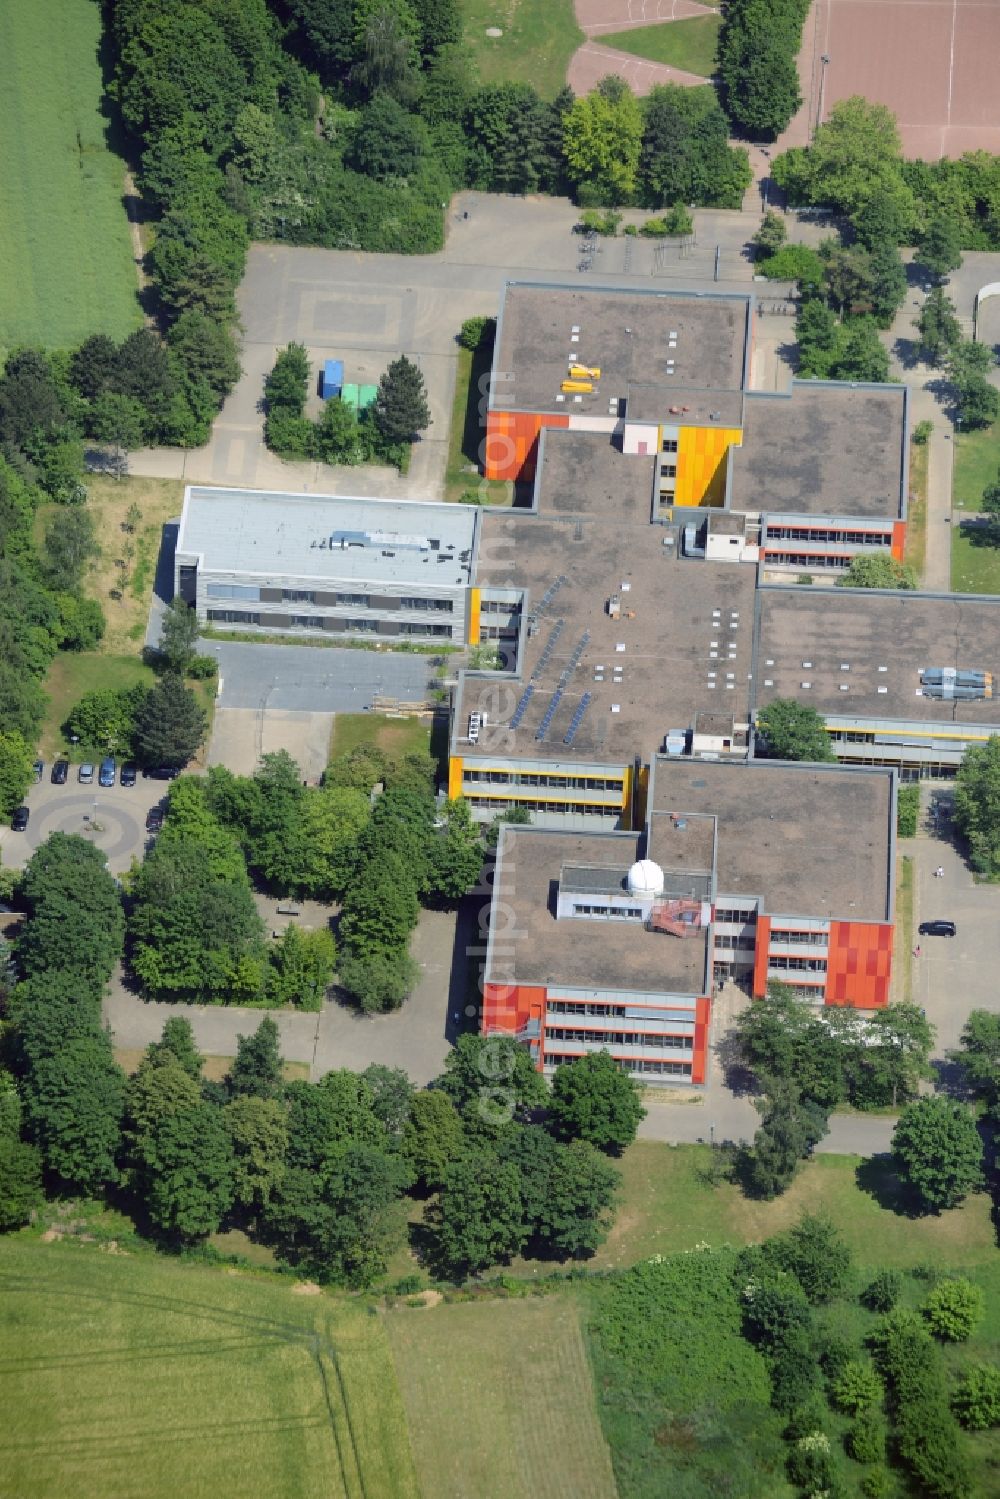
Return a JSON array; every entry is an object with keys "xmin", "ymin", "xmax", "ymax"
[
  {"xmin": 492, "ymin": 283, "xmax": 750, "ymax": 417},
  {"xmin": 731, "ymin": 383, "xmax": 907, "ymax": 519}
]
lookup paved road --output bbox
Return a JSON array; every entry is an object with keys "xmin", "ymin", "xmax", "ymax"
[{"xmin": 207, "ymin": 639, "xmax": 432, "ymax": 713}]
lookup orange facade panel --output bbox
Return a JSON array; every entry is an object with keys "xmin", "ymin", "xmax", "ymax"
[
  {"xmin": 891, "ymin": 520, "xmax": 906, "ymax": 562},
  {"xmin": 674, "ymin": 426, "xmax": 742, "ymax": 507},
  {"xmin": 824, "ymin": 921, "xmax": 893, "ymax": 1009},
  {"xmin": 484, "ymin": 411, "xmax": 569, "ymax": 482},
  {"xmin": 483, "ymin": 981, "xmax": 545, "ymax": 1035},
  {"xmin": 692, "ymin": 996, "xmax": 711, "ymax": 1084}
]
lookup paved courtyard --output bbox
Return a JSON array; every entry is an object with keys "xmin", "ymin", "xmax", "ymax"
[
  {"xmin": 207, "ymin": 707, "xmax": 334, "ymax": 782},
  {"xmin": 207, "ymin": 638, "xmax": 433, "ymax": 714},
  {"xmin": 0, "ymin": 774, "xmax": 168, "ymax": 874}
]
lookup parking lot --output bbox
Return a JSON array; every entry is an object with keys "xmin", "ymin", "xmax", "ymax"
[{"xmin": 0, "ymin": 767, "xmax": 171, "ymax": 874}]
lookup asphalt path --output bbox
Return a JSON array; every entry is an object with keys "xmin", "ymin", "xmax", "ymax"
[{"xmin": 206, "ymin": 639, "xmax": 432, "ymax": 713}]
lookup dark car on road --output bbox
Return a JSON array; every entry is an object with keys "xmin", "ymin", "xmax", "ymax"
[
  {"xmin": 99, "ymin": 756, "xmax": 116, "ymax": 788},
  {"xmin": 11, "ymin": 807, "xmax": 29, "ymax": 832},
  {"xmin": 918, "ymin": 920, "xmax": 957, "ymax": 937},
  {"xmin": 143, "ymin": 766, "xmax": 181, "ymax": 781},
  {"xmin": 51, "ymin": 760, "xmax": 69, "ymax": 784},
  {"xmin": 145, "ymin": 806, "xmax": 165, "ymax": 833},
  {"xmin": 120, "ymin": 763, "xmax": 137, "ymax": 787}
]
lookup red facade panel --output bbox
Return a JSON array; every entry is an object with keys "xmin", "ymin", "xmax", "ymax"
[
  {"xmin": 692, "ymin": 996, "xmax": 711, "ymax": 1084},
  {"xmin": 484, "ymin": 411, "xmax": 569, "ymax": 482},
  {"xmin": 891, "ymin": 520, "xmax": 906, "ymax": 562},
  {"xmin": 824, "ymin": 921, "xmax": 893, "ymax": 1009},
  {"xmin": 483, "ymin": 981, "xmax": 545, "ymax": 1034},
  {"xmin": 751, "ymin": 916, "xmax": 771, "ymax": 998}
]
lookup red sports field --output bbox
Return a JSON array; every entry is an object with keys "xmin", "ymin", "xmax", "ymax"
[{"xmin": 797, "ymin": 0, "xmax": 1000, "ymax": 159}]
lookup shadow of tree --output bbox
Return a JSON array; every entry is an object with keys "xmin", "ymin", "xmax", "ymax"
[
  {"xmin": 855, "ymin": 1154, "xmax": 926, "ymax": 1218},
  {"xmin": 713, "ymin": 1028, "xmax": 758, "ymax": 1097}
]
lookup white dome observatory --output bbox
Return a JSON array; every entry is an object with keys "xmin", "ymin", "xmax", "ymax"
[{"xmin": 626, "ymin": 859, "xmax": 665, "ymax": 897}]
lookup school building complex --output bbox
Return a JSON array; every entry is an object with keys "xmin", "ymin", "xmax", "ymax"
[{"xmin": 174, "ymin": 280, "xmax": 1000, "ymax": 1084}]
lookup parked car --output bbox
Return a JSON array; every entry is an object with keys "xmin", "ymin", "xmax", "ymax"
[
  {"xmin": 51, "ymin": 760, "xmax": 69, "ymax": 784},
  {"xmin": 11, "ymin": 807, "xmax": 29, "ymax": 832},
  {"xmin": 145, "ymin": 806, "xmax": 164, "ymax": 833},
  {"xmin": 99, "ymin": 756, "xmax": 116, "ymax": 788},
  {"xmin": 78, "ymin": 763, "xmax": 95, "ymax": 784},
  {"xmin": 143, "ymin": 766, "xmax": 181, "ymax": 780},
  {"xmin": 32, "ymin": 759, "xmax": 44, "ymax": 782},
  {"xmin": 120, "ymin": 763, "xmax": 137, "ymax": 787},
  {"xmin": 918, "ymin": 919, "xmax": 956, "ymax": 937}
]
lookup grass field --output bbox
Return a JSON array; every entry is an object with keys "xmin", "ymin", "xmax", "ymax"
[
  {"xmin": 328, "ymin": 712, "xmax": 432, "ymax": 763},
  {"xmin": 0, "ymin": 1237, "xmax": 420, "ymax": 1499},
  {"xmin": 894, "ymin": 854, "xmax": 914, "ymax": 1003},
  {"xmin": 905, "ymin": 436, "xmax": 928, "ymax": 580},
  {"xmin": 0, "ymin": 0, "xmax": 141, "ymax": 348},
  {"xmin": 39, "ymin": 653, "xmax": 155, "ymax": 761},
  {"xmin": 386, "ymin": 1296, "xmax": 617, "ymax": 1499},
  {"xmin": 461, "ymin": 0, "xmax": 583, "ymax": 99},
  {"xmin": 599, "ymin": 14, "xmax": 722, "ymax": 76},
  {"xmin": 952, "ymin": 420, "xmax": 1000, "ymax": 592},
  {"xmin": 83, "ymin": 476, "xmax": 186, "ymax": 654}
]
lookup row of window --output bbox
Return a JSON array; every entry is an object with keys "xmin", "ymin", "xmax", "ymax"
[
  {"xmin": 768, "ymin": 956, "xmax": 827, "ymax": 972},
  {"xmin": 464, "ymin": 771, "xmax": 624, "ymax": 790},
  {"xmin": 572, "ymin": 904, "xmax": 643, "ymax": 920},
  {"xmin": 547, "ymin": 1028, "xmax": 695, "ymax": 1050},
  {"xmin": 280, "ymin": 590, "xmax": 454, "ymax": 611},
  {"xmin": 481, "ymin": 599, "xmax": 521, "ymax": 615},
  {"xmin": 764, "ymin": 552, "xmax": 848, "ymax": 569},
  {"xmin": 206, "ymin": 609, "xmax": 452, "ymax": 637},
  {"xmin": 547, "ymin": 1000, "xmax": 693, "ymax": 1021},
  {"xmin": 661, "ymin": 438, "xmax": 678, "ymax": 454},
  {"xmin": 764, "ymin": 527, "xmax": 893, "ymax": 546},
  {"xmin": 467, "ymin": 797, "xmax": 617, "ymax": 816},
  {"xmin": 546, "ymin": 1053, "xmax": 692, "ymax": 1077},
  {"xmin": 713, "ymin": 934, "xmax": 756, "ymax": 950},
  {"xmin": 715, "ymin": 908, "xmax": 758, "ymax": 926},
  {"xmin": 770, "ymin": 930, "xmax": 829, "ymax": 947}
]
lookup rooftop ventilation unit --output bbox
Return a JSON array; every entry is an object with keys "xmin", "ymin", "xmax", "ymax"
[{"xmin": 920, "ymin": 667, "xmax": 993, "ymax": 700}]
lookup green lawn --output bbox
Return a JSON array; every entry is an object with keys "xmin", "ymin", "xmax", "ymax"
[
  {"xmin": 952, "ymin": 420, "xmax": 1000, "ymax": 592},
  {"xmin": 39, "ymin": 653, "xmax": 155, "ymax": 761},
  {"xmin": 328, "ymin": 711, "xmax": 432, "ymax": 764},
  {"xmin": 0, "ymin": 1236, "xmax": 420, "ymax": 1499},
  {"xmin": 905, "ymin": 437, "xmax": 928, "ymax": 580},
  {"xmin": 599, "ymin": 14, "xmax": 722, "ymax": 77},
  {"xmin": 461, "ymin": 0, "xmax": 584, "ymax": 99},
  {"xmin": 0, "ymin": 0, "xmax": 141, "ymax": 347},
  {"xmin": 445, "ymin": 341, "xmax": 512, "ymax": 504}
]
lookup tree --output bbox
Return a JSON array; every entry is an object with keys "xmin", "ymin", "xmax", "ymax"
[
  {"xmin": 141, "ymin": 1101, "xmax": 235, "ymax": 1241},
  {"xmin": 918, "ymin": 213, "xmax": 963, "ymax": 281},
  {"xmin": 70, "ymin": 333, "xmax": 120, "ymax": 401},
  {"xmin": 755, "ymin": 699, "xmax": 834, "ymax": 762},
  {"xmin": 950, "ymin": 1009, "xmax": 1000, "ymax": 1107},
  {"xmin": 23, "ymin": 1031, "xmax": 125, "ymax": 1191},
  {"xmin": 425, "ymin": 798, "xmax": 482, "ymax": 905},
  {"xmin": 954, "ymin": 736, "xmax": 1000, "ymax": 877},
  {"xmin": 954, "ymin": 373, "xmax": 1000, "ymax": 429},
  {"xmin": 0, "ymin": 730, "xmax": 34, "ymax": 819},
  {"xmin": 432, "ymin": 1148, "xmax": 526, "ymax": 1276},
  {"xmin": 337, "ymin": 946, "xmax": 420, "ymax": 1013},
  {"xmin": 837, "ymin": 1002, "xmax": 933, "ymax": 1110},
  {"xmin": 158, "ymin": 597, "xmax": 200, "ymax": 675},
  {"xmin": 360, "ymin": 1065, "xmax": 414, "ymax": 1136},
  {"xmin": 146, "ymin": 1016, "xmax": 204, "ymax": 1080},
  {"xmin": 952, "ymin": 1365, "xmax": 1000, "ymax": 1430},
  {"xmin": 293, "ymin": 785, "xmax": 370, "ymax": 899},
  {"xmin": 265, "ymin": 924, "xmax": 336, "ymax": 1010},
  {"xmin": 465, "ymin": 83, "xmax": 564, "ymax": 196},
  {"xmin": 740, "ymin": 1085, "xmax": 829, "ymax": 1199},
  {"xmin": 0, "ymin": 1135, "xmax": 44, "ymax": 1229},
  {"xmin": 768, "ymin": 1213, "xmax": 852, "ymax": 1303},
  {"xmin": 717, "ymin": 0, "xmax": 809, "ymax": 140},
  {"xmin": 868, "ymin": 239, "xmax": 908, "ymax": 326},
  {"xmin": 915, "ymin": 287, "xmax": 962, "ymax": 365},
  {"xmin": 863, "ymin": 1268, "xmax": 902, "ymax": 1313},
  {"xmin": 373, "ymin": 355, "xmax": 430, "ymax": 444},
  {"xmin": 797, "ymin": 296, "xmax": 839, "ymax": 377},
  {"xmin": 264, "ymin": 343, "xmax": 310, "ymax": 417},
  {"xmin": 91, "ymin": 393, "xmax": 147, "ymax": 477},
  {"xmin": 436, "ymin": 1033, "xmax": 548, "ymax": 1131},
  {"xmin": 562, "ymin": 79, "xmax": 643, "ymax": 205},
  {"xmin": 922, "ymin": 1277, "xmax": 984, "ymax": 1341},
  {"xmin": 313, "ymin": 395, "xmax": 362, "ymax": 465},
  {"xmin": 836, "ymin": 552, "xmax": 916, "ymax": 590},
  {"xmin": 18, "ymin": 833, "xmax": 125, "ymax": 989},
  {"xmin": 640, "ymin": 84, "xmax": 751, "ymax": 210},
  {"xmin": 133, "ymin": 674, "xmax": 207, "ymax": 768},
  {"xmin": 167, "ymin": 310, "xmax": 240, "ymax": 400},
  {"xmin": 225, "ymin": 1095, "xmax": 288, "ymax": 1212},
  {"xmin": 548, "ymin": 1052, "xmax": 645, "ymax": 1153},
  {"xmin": 536, "ymin": 1138, "xmax": 619, "ymax": 1257},
  {"xmin": 65, "ymin": 683, "xmax": 148, "ymax": 755},
  {"xmin": 339, "ymin": 850, "xmax": 419, "ymax": 955},
  {"xmin": 351, "ymin": 92, "xmax": 425, "ymax": 180},
  {"xmin": 831, "ymin": 1359, "xmax": 883, "ymax": 1415},
  {"xmin": 772, "ymin": 97, "xmax": 912, "ymax": 226},
  {"xmin": 402, "ymin": 1088, "xmax": 465, "ymax": 1187},
  {"xmin": 892, "ymin": 1096, "xmax": 983, "ymax": 1212},
  {"xmin": 750, "ymin": 210, "xmax": 787, "ymax": 261},
  {"xmin": 828, "ymin": 317, "xmax": 889, "ymax": 383},
  {"xmin": 41, "ymin": 509, "xmax": 98, "ymax": 593},
  {"xmin": 352, "ymin": 0, "xmax": 421, "ymax": 100},
  {"xmin": 228, "ymin": 1016, "xmax": 284, "ymax": 1100}
]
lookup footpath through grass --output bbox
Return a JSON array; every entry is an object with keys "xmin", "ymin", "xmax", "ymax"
[
  {"xmin": 0, "ymin": 0, "xmax": 141, "ymax": 347},
  {"xmin": 461, "ymin": 0, "xmax": 583, "ymax": 99},
  {"xmin": 600, "ymin": 14, "xmax": 722, "ymax": 76},
  {"xmin": 952, "ymin": 419, "xmax": 1000, "ymax": 593},
  {"xmin": 0, "ymin": 1236, "xmax": 420, "ymax": 1499}
]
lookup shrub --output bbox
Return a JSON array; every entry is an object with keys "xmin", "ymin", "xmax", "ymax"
[
  {"xmin": 952, "ymin": 1363, "xmax": 1000, "ymax": 1429},
  {"xmin": 831, "ymin": 1358, "xmax": 882, "ymax": 1415},
  {"xmin": 663, "ymin": 203, "xmax": 693, "ymax": 236},
  {"xmin": 845, "ymin": 1410, "xmax": 886, "ymax": 1464},
  {"xmin": 457, "ymin": 316, "xmax": 495, "ymax": 351},
  {"xmin": 913, "ymin": 418, "xmax": 933, "ymax": 445},
  {"xmin": 896, "ymin": 784, "xmax": 919, "ymax": 838},
  {"xmin": 264, "ymin": 412, "xmax": 315, "ymax": 460},
  {"xmin": 758, "ymin": 243, "xmax": 824, "ymax": 289},
  {"xmin": 639, "ymin": 217, "xmax": 668, "ymax": 237},
  {"xmin": 860, "ymin": 1468, "xmax": 892, "ymax": 1499},
  {"xmin": 862, "ymin": 1269, "xmax": 902, "ymax": 1313},
  {"xmin": 786, "ymin": 1430, "xmax": 837, "ymax": 1494},
  {"xmin": 578, "ymin": 208, "xmax": 621, "ymax": 236},
  {"xmin": 186, "ymin": 655, "xmax": 218, "ymax": 681},
  {"xmin": 922, "ymin": 1277, "xmax": 985, "ymax": 1341}
]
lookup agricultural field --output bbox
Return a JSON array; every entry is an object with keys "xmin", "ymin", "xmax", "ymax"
[
  {"xmin": 461, "ymin": 0, "xmax": 583, "ymax": 99},
  {"xmin": 0, "ymin": 1237, "xmax": 420, "ymax": 1499},
  {"xmin": 599, "ymin": 14, "xmax": 722, "ymax": 78},
  {"xmin": 0, "ymin": 0, "xmax": 141, "ymax": 348},
  {"xmin": 386, "ymin": 1295, "xmax": 617, "ymax": 1499}
]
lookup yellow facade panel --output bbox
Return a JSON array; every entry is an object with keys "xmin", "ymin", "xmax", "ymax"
[
  {"xmin": 468, "ymin": 587, "xmax": 481, "ymax": 646},
  {"xmin": 448, "ymin": 756, "xmax": 463, "ymax": 800},
  {"xmin": 674, "ymin": 426, "xmax": 742, "ymax": 507}
]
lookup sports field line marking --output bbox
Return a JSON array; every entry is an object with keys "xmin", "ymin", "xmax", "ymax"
[{"xmin": 946, "ymin": 0, "xmax": 957, "ymax": 127}]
